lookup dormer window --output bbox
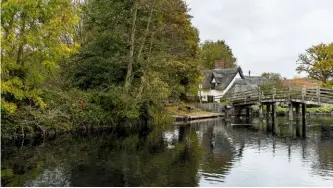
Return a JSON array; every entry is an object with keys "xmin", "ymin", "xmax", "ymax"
[{"xmin": 211, "ymin": 78, "xmax": 216, "ymax": 89}]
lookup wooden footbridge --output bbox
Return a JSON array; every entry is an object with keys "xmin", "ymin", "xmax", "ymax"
[
  {"xmin": 228, "ymin": 87, "xmax": 333, "ymax": 107},
  {"xmin": 224, "ymin": 86, "xmax": 333, "ymax": 138}
]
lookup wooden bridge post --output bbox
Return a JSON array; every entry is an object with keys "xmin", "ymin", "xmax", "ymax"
[
  {"xmin": 224, "ymin": 105, "xmax": 228, "ymax": 119},
  {"xmin": 259, "ymin": 104, "xmax": 263, "ymax": 119},
  {"xmin": 246, "ymin": 107, "xmax": 250, "ymax": 118},
  {"xmin": 288, "ymin": 102, "xmax": 293, "ymax": 121},
  {"xmin": 246, "ymin": 107, "xmax": 251, "ymax": 124},
  {"xmin": 316, "ymin": 86, "xmax": 321, "ymax": 104},
  {"xmin": 302, "ymin": 87, "xmax": 306, "ymax": 102},
  {"xmin": 289, "ymin": 120, "xmax": 293, "ymax": 137},
  {"xmin": 301, "ymin": 103, "xmax": 306, "ymax": 138},
  {"xmin": 272, "ymin": 103, "xmax": 276, "ymax": 135},
  {"xmin": 266, "ymin": 104, "xmax": 271, "ymax": 118},
  {"xmin": 266, "ymin": 104, "xmax": 271, "ymax": 131},
  {"xmin": 295, "ymin": 103, "xmax": 301, "ymax": 137}
]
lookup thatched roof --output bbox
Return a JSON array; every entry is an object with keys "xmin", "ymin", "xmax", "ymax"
[
  {"xmin": 200, "ymin": 67, "xmax": 245, "ymax": 90},
  {"xmin": 225, "ymin": 76, "xmax": 268, "ymax": 96}
]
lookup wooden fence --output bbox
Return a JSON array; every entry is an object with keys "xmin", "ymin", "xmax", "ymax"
[{"xmin": 194, "ymin": 103, "xmax": 227, "ymax": 113}]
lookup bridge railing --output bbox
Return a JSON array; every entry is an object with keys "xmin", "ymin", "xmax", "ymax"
[
  {"xmin": 300, "ymin": 87, "xmax": 333, "ymax": 104},
  {"xmin": 227, "ymin": 86, "xmax": 333, "ymax": 105},
  {"xmin": 227, "ymin": 89, "xmax": 260, "ymax": 104}
]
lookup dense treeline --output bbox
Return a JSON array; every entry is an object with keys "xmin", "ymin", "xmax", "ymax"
[{"xmin": 1, "ymin": 0, "xmax": 201, "ymax": 137}]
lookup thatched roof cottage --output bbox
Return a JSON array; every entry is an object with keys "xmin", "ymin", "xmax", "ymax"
[{"xmin": 199, "ymin": 66, "xmax": 245, "ymax": 102}]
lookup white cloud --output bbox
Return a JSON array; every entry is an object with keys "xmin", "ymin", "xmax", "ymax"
[{"xmin": 186, "ymin": 0, "xmax": 333, "ymax": 78}]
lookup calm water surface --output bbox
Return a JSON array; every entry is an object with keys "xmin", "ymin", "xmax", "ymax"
[{"xmin": 2, "ymin": 116, "xmax": 333, "ymax": 186}]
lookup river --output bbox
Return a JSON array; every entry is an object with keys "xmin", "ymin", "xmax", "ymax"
[{"xmin": 1, "ymin": 116, "xmax": 333, "ymax": 186}]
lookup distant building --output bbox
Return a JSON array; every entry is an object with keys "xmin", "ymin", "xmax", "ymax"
[{"xmin": 199, "ymin": 65, "xmax": 245, "ymax": 102}]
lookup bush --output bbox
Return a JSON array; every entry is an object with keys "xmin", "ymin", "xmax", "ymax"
[
  {"xmin": 219, "ymin": 97, "xmax": 230, "ymax": 104},
  {"xmin": 1, "ymin": 86, "xmax": 144, "ymax": 137},
  {"xmin": 307, "ymin": 106, "xmax": 333, "ymax": 113},
  {"xmin": 276, "ymin": 106, "xmax": 288, "ymax": 116}
]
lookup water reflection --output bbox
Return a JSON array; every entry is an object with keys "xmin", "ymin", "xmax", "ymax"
[{"xmin": 1, "ymin": 116, "xmax": 333, "ymax": 186}]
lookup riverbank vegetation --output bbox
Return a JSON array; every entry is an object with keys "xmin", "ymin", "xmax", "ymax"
[
  {"xmin": 165, "ymin": 103, "xmax": 213, "ymax": 116},
  {"xmin": 275, "ymin": 105, "xmax": 333, "ymax": 116},
  {"xmin": 1, "ymin": 0, "xmax": 203, "ymax": 138}
]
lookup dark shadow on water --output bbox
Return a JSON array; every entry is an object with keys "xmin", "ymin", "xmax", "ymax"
[{"xmin": 2, "ymin": 116, "xmax": 333, "ymax": 186}]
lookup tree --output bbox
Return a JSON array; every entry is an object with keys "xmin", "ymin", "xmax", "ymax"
[
  {"xmin": 68, "ymin": 0, "xmax": 200, "ymax": 100},
  {"xmin": 261, "ymin": 72, "xmax": 282, "ymax": 81},
  {"xmin": 199, "ymin": 40, "xmax": 236, "ymax": 69},
  {"xmin": 1, "ymin": 0, "xmax": 79, "ymax": 113},
  {"xmin": 260, "ymin": 72, "xmax": 286, "ymax": 91},
  {"xmin": 1, "ymin": 0, "xmax": 201, "ymax": 135},
  {"xmin": 296, "ymin": 43, "xmax": 333, "ymax": 87}
]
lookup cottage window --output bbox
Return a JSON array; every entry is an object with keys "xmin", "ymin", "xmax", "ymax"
[{"xmin": 211, "ymin": 78, "xmax": 216, "ymax": 89}]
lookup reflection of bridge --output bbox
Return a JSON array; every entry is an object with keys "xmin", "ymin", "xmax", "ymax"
[{"xmin": 224, "ymin": 87, "xmax": 333, "ymax": 138}]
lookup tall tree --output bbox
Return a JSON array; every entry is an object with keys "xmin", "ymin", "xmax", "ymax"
[
  {"xmin": 200, "ymin": 40, "xmax": 236, "ymax": 69},
  {"xmin": 296, "ymin": 43, "xmax": 333, "ymax": 87},
  {"xmin": 69, "ymin": 0, "xmax": 200, "ymax": 100},
  {"xmin": 1, "ymin": 0, "xmax": 79, "ymax": 113}
]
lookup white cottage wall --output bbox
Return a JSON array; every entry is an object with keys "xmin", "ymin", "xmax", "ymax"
[{"xmin": 199, "ymin": 73, "xmax": 242, "ymax": 102}]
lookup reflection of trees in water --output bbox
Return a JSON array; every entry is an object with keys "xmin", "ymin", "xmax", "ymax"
[
  {"xmin": 2, "ymin": 117, "xmax": 333, "ymax": 186},
  {"xmin": 186, "ymin": 119, "xmax": 243, "ymax": 182},
  {"xmin": 1, "ymin": 126, "xmax": 201, "ymax": 187},
  {"xmin": 310, "ymin": 126, "xmax": 333, "ymax": 178},
  {"xmin": 24, "ymin": 167, "xmax": 70, "ymax": 187}
]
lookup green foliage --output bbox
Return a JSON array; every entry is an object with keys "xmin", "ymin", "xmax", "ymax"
[
  {"xmin": 259, "ymin": 81, "xmax": 287, "ymax": 93},
  {"xmin": 259, "ymin": 72, "xmax": 287, "ymax": 92},
  {"xmin": 297, "ymin": 43, "xmax": 333, "ymax": 87},
  {"xmin": 65, "ymin": 37, "xmax": 127, "ymax": 90},
  {"xmin": 200, "ymin": 40, "xmax": 237, "ymax": 69},
  {"xmin": 219, "ymin": 97, "xmax": 230, "ymax": 104},
  {"xmin": 307, "ymin": 106, "xmax": 333, "ymax": 113},
  {"xmin": 276, "ymin": 106, "xmax": 288, "ymax": 116},
  {"xmin": 67, "ymin": 0, "xmax": 201, "ymax": 106},
  {"xmin": 147, "ymin": 104, "xmax": 173, "ymax": 127},
  {"xmin": 261, "ymin": 72, "xmax": 283, "ymax": 80},
  {"xmin": 320, "ymin": 80, "xmax": 333, "ymax": 88},
  {"xmin": 1, "ymin": 0, "xmax": 202, "ymax": 136},
  {"xmin": 273, "ymin": 106, "xmax": 332, "ymax": 116},
  {"xmin": 1, "ymin": 0, "xmax": 79, "ymax": 113}
]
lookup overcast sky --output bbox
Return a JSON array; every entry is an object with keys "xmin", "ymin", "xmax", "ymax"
[{"xmin": 185, "ymin": 0, "xmax": 333, "ymax": 78}]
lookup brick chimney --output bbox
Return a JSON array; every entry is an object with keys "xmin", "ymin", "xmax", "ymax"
[{"xmin": 214, "ymin": 60, "xmax": 225, "ymax": 69}]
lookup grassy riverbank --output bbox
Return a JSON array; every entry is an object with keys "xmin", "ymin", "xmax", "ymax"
[{"xmin": 165, "ymin": 103, "xmax": 214, "ymax": 116}]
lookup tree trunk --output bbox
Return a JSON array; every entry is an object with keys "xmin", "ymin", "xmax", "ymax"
[
  {"xmin": 16, "ymin": 44, "xmax": 24, "ymax": 65},
  {"xmin": 124, "ymin": 1, "xmax": 138, "ymax": 90},
  {"xmin": 137, "ymin": 0, "xmax": 155, "ymax": 60},
  {"xmin": 147, "ymin": 32, "xmax": 155, "ymax": 61},
  {"xmin": 17, "ymin": 13, "xmax": 26, "ymax": 66}
]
